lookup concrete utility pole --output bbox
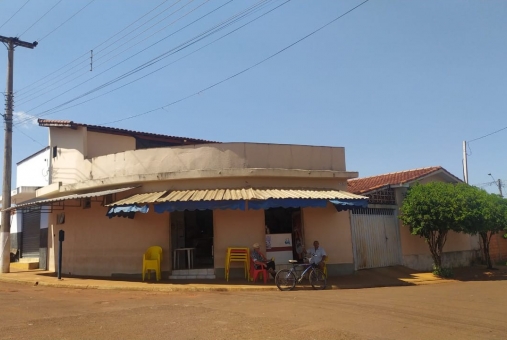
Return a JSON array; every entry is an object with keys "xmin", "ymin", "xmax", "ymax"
[
  {"xmin": 462, "ymin": 141, "xmax": 469, "ymax": 184},
  {"xmin": 0, "ymin": 36, "xmax": 37, "ymax": 273},
  {"xmin": 488, "ymin": 173, "xmax": 503, "ymax": 198},
  {"xmin": 497, "ymin": 179, "xmax": 503, "ymax": 197}
]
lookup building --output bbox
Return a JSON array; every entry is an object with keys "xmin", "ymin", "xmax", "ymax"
[
  {"xmin": 348, "ymin": 166, "xmax": 481, "ymax": 271},
  {"xmin": 8, "ymin": 119, "xmax": 367, "ymax": 279}
]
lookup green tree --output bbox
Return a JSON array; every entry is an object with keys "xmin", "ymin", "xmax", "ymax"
[
  {"xmin": 399, "ymin": 182, "xmax": 472, "ymax": 271},
  {"xmin": 461, "ymin": 190, "xmax": 507, "ymax": 269}
]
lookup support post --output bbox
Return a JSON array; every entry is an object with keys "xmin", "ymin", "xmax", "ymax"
[
  {"xmin": 0, "ymin": 36, "xmax": 37, "ymax": 273},
  {"xmin": 462, "ymin": 141, "xmax": 469, "ymax": 184}
]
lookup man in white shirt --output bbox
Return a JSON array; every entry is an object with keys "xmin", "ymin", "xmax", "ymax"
[{"xmin": 303, "ymin": 240, "xmax": 327, "ymax": 270}]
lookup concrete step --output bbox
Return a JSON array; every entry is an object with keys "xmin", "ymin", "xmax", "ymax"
[
  {"xmin": 19, "ymin": 257, "xmax": 39, "ymax": 263},
  {"xmin": 169, "ymin": 268, "xmax": 215, "ymax": 279},
  {"xmin": 11, "ymin": 262, "xmax": 39, "ymax": 270}
]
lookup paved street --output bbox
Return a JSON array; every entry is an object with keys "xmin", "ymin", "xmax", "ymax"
[{"xmin": 0, "ymin": 280, "xmax": 505, "ymax": 340}]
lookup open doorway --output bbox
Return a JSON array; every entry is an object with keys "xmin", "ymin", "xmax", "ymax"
[
  {"xmin": 264, "ymin": 207, "xmax": 304, "ymax": 264},
  {"xmin": 171, "ymin": 210, "xmax": 214, "ymax": 269}
]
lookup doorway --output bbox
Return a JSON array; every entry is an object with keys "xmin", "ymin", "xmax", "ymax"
[
  {"xmin": 264, "ymin": 207, "xmax": 303, "ymax": 263},
  {"xmin": 171, "ymin": 210, "xmax": 214, "ymax": 269}
]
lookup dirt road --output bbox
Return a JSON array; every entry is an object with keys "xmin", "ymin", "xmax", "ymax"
[{"xmin": 0, "ymin": 280, "xmax": 504, "ymax": 340}]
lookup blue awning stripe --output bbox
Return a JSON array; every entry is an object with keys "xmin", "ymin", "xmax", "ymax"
[
  {"xmin": 330, "ymin": 199, "xmax": 368, "ymax": 211},
  {"xmin": 106, "ymin": 205, "xmax": 149, "ymax": 219},
  {"xmin": 247, "ymin": 199, "xmax": 328, "ymax": 210},
  {"xmin": 154, "ymin": 200, "xmax": 246, "ymax": 213}
]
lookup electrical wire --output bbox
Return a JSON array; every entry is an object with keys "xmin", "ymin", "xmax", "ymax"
[
  {"xmin": 37, "ymin": 0, "xmax": 96, "ymax": 42},
  {"xmin": 13, "ymin": 126, "xmax": 45, "ymax": 147},
  {"xmin": 0, "ymin": 0, "xmax": 31, "ymax": 30},
  {"xmin": 17, "ymin": 0, "xmax": 282, "ymax": 120},
  {"xmin": 19, "ymin": 0, "xmax": 63, "ymax": 38},
  {"xmin": 93, "ymin": 0, "xmax": 208, "ymax": 65},
  {"xmin": 14, "ymin": 0, "xmax": 273, "ymax": 123},
  {"xmin": 468, "ymin": 125, "xmax": 507, "ymax": 143},
  {"xmin": 15, "ymin": 0, "xmax": 209, "ymax": 106},
  {"xmin": 93, "ymin": 0, "xmax": 371, "ymax": 125},
  {"xmin": 15, "ymin": 0, "xmax": 196, "ymax": 104},
  {"xmin": 15, "ymin": 0, "xmax": 172, "ymax": 96}
]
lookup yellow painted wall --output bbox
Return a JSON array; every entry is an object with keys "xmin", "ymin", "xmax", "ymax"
[
  {"xmin": 47, "ymin": 200, "xmax": 170, "ymax": 277},
  {"xmin": 213, "ymin": 209, "xmax": 265, "ymax": 270},
  {"xmin": 302, "ymin": 204, "xmax": 353, "ymax": 264}
]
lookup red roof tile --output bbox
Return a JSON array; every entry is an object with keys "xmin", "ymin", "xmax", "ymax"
[
  {"xmin": 38, "ymin": 119, "xmax": 216, "ymax": 144},
  {"xmin": 348, "ymin": 166, "xmax": 462, "ymax": 194}
]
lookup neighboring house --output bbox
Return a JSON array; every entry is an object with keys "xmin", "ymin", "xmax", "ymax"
[
  {"xmin": 348, "ymin": 166, "xmax": 481, "ymax": 271},
  {"xmin": 489, "ymin": 234, "xmax": 507, "ymax": 264},
  {"xmin": 9, "ymin": 147, "xmax": 50, "ymax": 266},
  {"xmin": 8, "ymin": 119, "xmax": 368, "ymax": 279}
]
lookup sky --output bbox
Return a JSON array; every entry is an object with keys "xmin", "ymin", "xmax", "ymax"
[{"xmin": 0, "ymin": 0, "xmax": 506, "ymax": 194}]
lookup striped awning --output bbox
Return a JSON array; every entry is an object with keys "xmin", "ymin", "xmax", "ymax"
[
  {"xmin": 107, "ymin": 188, "xmax": 366, "ymax": 206},
  {"xmin": 3, "ymin": 187, "xmax": 136, "ymax": 212},
  {"xmin": 106, "ymin": 188, "xmax": 368, "ymax": 212}
]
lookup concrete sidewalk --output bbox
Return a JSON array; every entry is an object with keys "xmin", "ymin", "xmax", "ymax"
[{"xmin": 0, "ymin": 266, "xmax": 453, "ymax": 292}]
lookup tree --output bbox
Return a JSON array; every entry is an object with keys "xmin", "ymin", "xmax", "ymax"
[
  {"xmin": 461, "ymin": 190, "xmax": 507, "ymax": 269},
  {"xmin": 399, "ymin": 182, "xmax": 472, "ymax": 271}
]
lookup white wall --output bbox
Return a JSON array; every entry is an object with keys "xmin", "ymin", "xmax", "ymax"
[{"xmin": 16, "ymin": 148, "xmax": 50, "ymax": 187}]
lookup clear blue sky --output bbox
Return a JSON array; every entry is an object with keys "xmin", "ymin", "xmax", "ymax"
[{"xmin": 0, "ymin": 0, "xmax": 506, "ymax": 193}]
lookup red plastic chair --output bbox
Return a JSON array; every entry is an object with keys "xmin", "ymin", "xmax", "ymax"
[{"xmin": 250, "ymin": 258, "xmax": 268, "ymax": 284}]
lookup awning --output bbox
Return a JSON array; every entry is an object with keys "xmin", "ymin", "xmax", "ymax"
[
  {"xmin": 330, "ymin": 199, "xmax": 368, "ymax": 211},
  {"xmin": 106, "ymin": 205, "xmax": 149, "ymax": 219},
  {"xmin": 4, "ymin": 187, "xmax": 136, "ymax": 212},
  {"xmin": 154, "ymin": 200, "xmax": 246, "ymax": 213},
  {"xmin": 107, "ymin": 188, "xmax": 368, "ymax": 212}
]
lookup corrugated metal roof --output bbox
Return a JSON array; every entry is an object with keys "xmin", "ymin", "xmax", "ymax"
[
  {"xmin": 107, "ymin": 188, "xmax": 367, "ymax": 206},
  {"xmin": 106, "ymin": 191, "xmax": 167, "ymax": 206},
  {"xmin": 5, "ymin": 187, "xmax": 136, "ymax": 211},
  {"xmin": 38, "ymin": 119, "xmax": 217, "ymax": 144}
]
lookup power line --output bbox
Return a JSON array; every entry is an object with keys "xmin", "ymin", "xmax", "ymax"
[
  {"xmin": 16, "ymin": 0, "xmax": 282, "ymax": 120},
  {"xmin": 13, "ymin": 126, "xmax": 45, "ymax": 147},
  {"xmin": 0, "ymin": 0, "xmax": 31, "ymax": 31},
  {"xmin": 15, "ymin": 0, "xmax": 172, "ymax": 96},
  {"xmin": 19, "ymin": 0, "xmax": 63, "ymax": 38},
  {"xmin": 468, "ymin": 125, "xmax": 507, "ymax": 143},
  {"xmin": 37, "ymin": 0, "xmax": 96, "ymax": 42},
  {"xmin": 15, "ymin": 0, "xmax": 212, "ymax": 106},
  {"xmin": 100, "ymin": 0, "xmax": 370, "ymax": 126},
  {"xmin": 93, "ymin": 0, "xmax": 208, "ymax": 65},
  {"xmin": 14, "ymin": 0, "xmax": 273, "ymax": 124}
]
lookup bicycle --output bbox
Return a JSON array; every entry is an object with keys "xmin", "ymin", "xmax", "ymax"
[{"xmin": 275, "ymin": 260, "xmax": 327, "ymax": 291}]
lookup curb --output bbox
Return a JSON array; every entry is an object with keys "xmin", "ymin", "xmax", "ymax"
[{"xmin": 0, "ymin": 274, "xmax": 454, "ymax": 292}]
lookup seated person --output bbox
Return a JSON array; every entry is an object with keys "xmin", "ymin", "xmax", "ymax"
[
  {"xmin": 251, "ymin": 243, "xmax": 276, "ymax": 279},
  {"xmin": 302, "ymin": 240, "xmax": 327, "ymax": 271}
]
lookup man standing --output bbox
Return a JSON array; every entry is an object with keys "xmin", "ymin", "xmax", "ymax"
[{"xmin": 303, "ymin": 240, "xmax": 327, "ymax": 271}]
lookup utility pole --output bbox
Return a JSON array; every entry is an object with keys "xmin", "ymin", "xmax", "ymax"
[
  {"xmin": 488, "ymin": 173, "xmax": 503, "ymax": 198},
  {"xmin": 0, "ymin": 36, "xmax": 37, "ymax": 273},
  {"xmin": 462, "ymin": 141, "xmax": 469, "ymax": 184}
]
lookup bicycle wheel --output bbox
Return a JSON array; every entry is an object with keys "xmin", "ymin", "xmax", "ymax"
[
  {"xmin": 309, "ymin": 268, "xmax": 326, "ymax": 290},
  {"xmin": 275, "ymin": 269, "xmax": 296, "ymax": 291}
]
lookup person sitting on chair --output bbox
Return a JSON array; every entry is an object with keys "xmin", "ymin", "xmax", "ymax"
[
  {"xmin": 303, "ymin": 240, "xmax": 327, "ymax": 271},
  {"xmin": 251, "ymin": 243, "xmax": 276, "ymax": 279}
]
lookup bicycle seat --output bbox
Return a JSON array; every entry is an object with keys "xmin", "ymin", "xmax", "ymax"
[{"xmin": 288, "ymin": 260, "xmax": 298, "ymax": 263}]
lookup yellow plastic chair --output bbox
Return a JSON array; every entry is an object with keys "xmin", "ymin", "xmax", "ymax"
[
  {"xmin": 142, "ymin": 246, "xmax": 162, "ymax": 281},
  {"xmin": 225, "ymin": 247, "xmax": 250, "ymax": 281}
]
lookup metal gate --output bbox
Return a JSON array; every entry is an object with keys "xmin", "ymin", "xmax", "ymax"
[
  {"xmin": 351, "ymin": 208, "xmax": 402, "ymax": 270},
  {"xmin": 21, "ymin": 211, "xmax": 41, "ymax": 258}
]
